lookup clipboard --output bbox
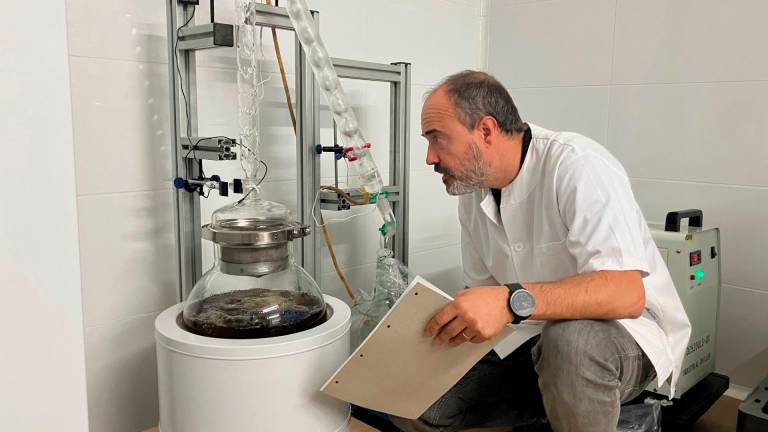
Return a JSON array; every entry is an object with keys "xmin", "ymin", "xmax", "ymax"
[{"xmin": 320, "ymin": 276, "xmax": 515, "ymax": 419}]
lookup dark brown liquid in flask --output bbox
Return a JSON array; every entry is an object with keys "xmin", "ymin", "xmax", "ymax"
[{"xmin": 183, "ymin": 288, "xmax": 326, "ymax": 338}]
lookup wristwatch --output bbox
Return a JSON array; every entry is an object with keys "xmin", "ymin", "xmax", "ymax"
[{"xmin": 504, "ymin": 283, "xmax": 536, "ymax": 324}]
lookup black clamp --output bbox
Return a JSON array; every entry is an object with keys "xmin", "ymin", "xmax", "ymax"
[
  {"xmin": 315, "ymin": 144, "xmax": 346, "ymax": 160},
  {"xmin": 173, "ymin": 175, "xmax": 229, "ymax": 197}
]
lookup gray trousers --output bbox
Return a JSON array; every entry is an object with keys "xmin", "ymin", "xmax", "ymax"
[{"xmin": 390, "ymin": 320, "xmax": 657, "ymax": 432}]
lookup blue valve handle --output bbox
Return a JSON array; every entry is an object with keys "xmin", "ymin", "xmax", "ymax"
[
  {"xmin": 175, "ymin": 176, "xmax": 223, "ymax": 188},
  {"xmin": 173, "ymin": 177, "xmax": 187, "ymax": 190}
]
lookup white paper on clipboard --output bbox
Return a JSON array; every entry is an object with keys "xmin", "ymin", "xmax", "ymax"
[{"xmin": 491, "ymin": 321, "xmax": 543, "ymax": 358}]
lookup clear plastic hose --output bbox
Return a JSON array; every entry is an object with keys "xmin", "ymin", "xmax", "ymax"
[{"xmin": 286, "ymin": 0, "xmax": 396, "ymax": 239}]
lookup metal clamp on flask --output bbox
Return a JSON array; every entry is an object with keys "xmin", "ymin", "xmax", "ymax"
[{"xmin": 203, "ymin": 219, "xmax": 311, "ymax": 277}]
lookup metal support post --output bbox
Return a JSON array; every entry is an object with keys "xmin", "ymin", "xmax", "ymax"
[
  {"xmin": 296, "ymin": 10, "xmax": 321, "ymax": 279},
  {"xmin": 391, "ymin": 62, "xmax": 411, "ymax": 265},
  {"xmin": 167, "ymin": 0, "xmax": 203, "ymax": 300}
]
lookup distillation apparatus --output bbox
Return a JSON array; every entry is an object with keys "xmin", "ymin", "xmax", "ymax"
[
  {"xmin": 156, "ymin": 1, "xmax": 411, "ymax": 429},
  {"xmin": 180, "ymin": 0, "xmax": 327, "ymax": 340},
  {"xmin": 170, "ymin": 0, "xmax": 410, "ymax": 343}
]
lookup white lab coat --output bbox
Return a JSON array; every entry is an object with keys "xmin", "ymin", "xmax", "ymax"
[{"xmin": 459, "ymin": 124, "xmax": 691, "ymax": 395}]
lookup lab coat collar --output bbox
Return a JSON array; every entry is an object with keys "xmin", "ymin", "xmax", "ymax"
[
  {"xmin": 480, "ymin": 189, "xmax": 500, "ymax": 225},
  {"xmin": 479, "ymin": 123, "xmax": 544, "ymax": 224}
]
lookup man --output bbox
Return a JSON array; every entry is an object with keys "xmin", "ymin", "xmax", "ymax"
[{"xmin": 391, "ymin": 71, "xmax": 691, "ymax": 432}]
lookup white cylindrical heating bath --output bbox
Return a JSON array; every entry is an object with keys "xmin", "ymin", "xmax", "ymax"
[{"xmin": 155, "ymin": 296, "xmax": 351, "ymax": 432}]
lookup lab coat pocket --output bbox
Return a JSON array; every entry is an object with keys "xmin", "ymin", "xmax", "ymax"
[{"xmin": 533, "ymin": 240, "xmax": 577, "ymax": 283}]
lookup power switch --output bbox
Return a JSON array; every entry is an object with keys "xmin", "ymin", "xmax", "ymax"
[
  {"xmin": 710, "ymin": 246, "xmax": 717, "ymax": 259},
  {"xmin": 689, "ymin": 250, "xmax": 702, "ymax": 266}
]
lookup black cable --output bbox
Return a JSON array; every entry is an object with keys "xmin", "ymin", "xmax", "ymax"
[
  {"xmin": 175, "ymin": 4, "xmax": 268, "ymax": 193},
  {"xmin": 176, "ymin": 9, "xmax": 252, "ymax": 185},
  {"xmin": 175, "ymin": 8, "xmax": 238, "ymax": 181},
  {"xmin": 257, "ymin": 159, "xmax": 268, "ymax": 186},
  {"xmin": 197, "ymin": 159, "xmax": 205, "ymax": 179},
  {"xmin": 175, "ymin": 6, "xmax": 197, "ymax": 170}
]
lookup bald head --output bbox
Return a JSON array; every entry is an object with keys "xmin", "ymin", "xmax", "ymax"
[
  {"xmin": 428, "ymin": 70, "xmax": 525, "ymax": 135},
  {"xmin": 421, "ymin": 71, "xmax": 527, "ymax": 194},
  {"xmin": 421, "ymin": 87, "xmax": 457, "ymax": 139}
]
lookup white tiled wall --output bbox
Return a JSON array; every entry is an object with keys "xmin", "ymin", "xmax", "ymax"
[
  {"xmin": 510, "ymin": 86, "xmax": 611, "ymax": 146},
  {"xmin": 488, "ymin": 0, "xmax": 768, "ymax": 389},
  {"xmin": 65, "ymin": 1, "xmax": 481, "ymax": 430},
  {"xmin": 488, "ymin": 0, "xmax": 616, "ymax": 87},
  {"xmin": 611, "ymin": 0, "xmax": 768, "ymax": 85}
]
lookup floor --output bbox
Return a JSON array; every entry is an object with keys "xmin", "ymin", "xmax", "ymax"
[
  {"xmin": 690, "ymin": 395, "xmax": 741, "ymax": 432},
  {"xmin": 144, "ymin": 395, "xmax": 741, "ymax": 431}
]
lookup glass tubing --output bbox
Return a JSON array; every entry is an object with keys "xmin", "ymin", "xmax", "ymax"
[
  {"xmin": 236, "ymin": 0, "xmax": 267, "ymax": 186},
  {"xmin": 285, "ymin": 0, "xmax": 397, "ymax": 239}
]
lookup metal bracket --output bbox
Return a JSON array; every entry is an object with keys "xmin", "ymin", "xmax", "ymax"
[
  {"xmin": 319, "ymin": 186, "xmax": 402, "ymax": 211},
  {"xmin": 243, "ymin": 3, "xmax": 315, "ymax": 30},
  {"xmin": 179, "ymin": 136, "xmax": 238, "ymax": 160},
  {"xmin": 332, "ymin": 58, "xmax": 403, "ymax": 82},
  {"xmin": 178, "ymin": 23, "xmax": 234, "ymax": 50}
]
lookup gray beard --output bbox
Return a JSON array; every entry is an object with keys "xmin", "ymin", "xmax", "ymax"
[
  {"xmin": 446, "ymin": 176, "xmax": 483, "ymax": 196},
  {"xmin": 444, "ymin": 141, "xmax": 489, "ymax": 196}
]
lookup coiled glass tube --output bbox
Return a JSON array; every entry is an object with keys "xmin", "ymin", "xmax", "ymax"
[{"xmin": 236, "ymin": 0, "xmax": 266, "ymax": 181}]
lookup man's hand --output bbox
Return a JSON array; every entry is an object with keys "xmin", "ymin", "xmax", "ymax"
[{"xmin": 425, "ymin": 285, "xmax": 513, "ymax": 347}]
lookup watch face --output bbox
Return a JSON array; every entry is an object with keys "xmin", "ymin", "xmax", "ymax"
[{"xmin": 511, "ymin": 290, "xmax": 536, "ymax": 317}]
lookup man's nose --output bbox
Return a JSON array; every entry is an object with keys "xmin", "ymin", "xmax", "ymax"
[{"xmin": 426, "ymin": 144, "xmax": 439, "ymax": 166}]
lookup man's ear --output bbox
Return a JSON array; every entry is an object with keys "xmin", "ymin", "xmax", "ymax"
[{"xmin": 477, "ymin": 116, "xmax": 499, "ymax": 144}]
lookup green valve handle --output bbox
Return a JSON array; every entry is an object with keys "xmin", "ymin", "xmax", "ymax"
[{"xmin": 378, "ymin": 220, "xmax": 396, "ymax": 236}]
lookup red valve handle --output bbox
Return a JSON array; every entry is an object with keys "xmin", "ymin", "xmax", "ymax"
[{"xmin": 342, "ymin": 143, "xmax": 372, "ymax": 154}]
